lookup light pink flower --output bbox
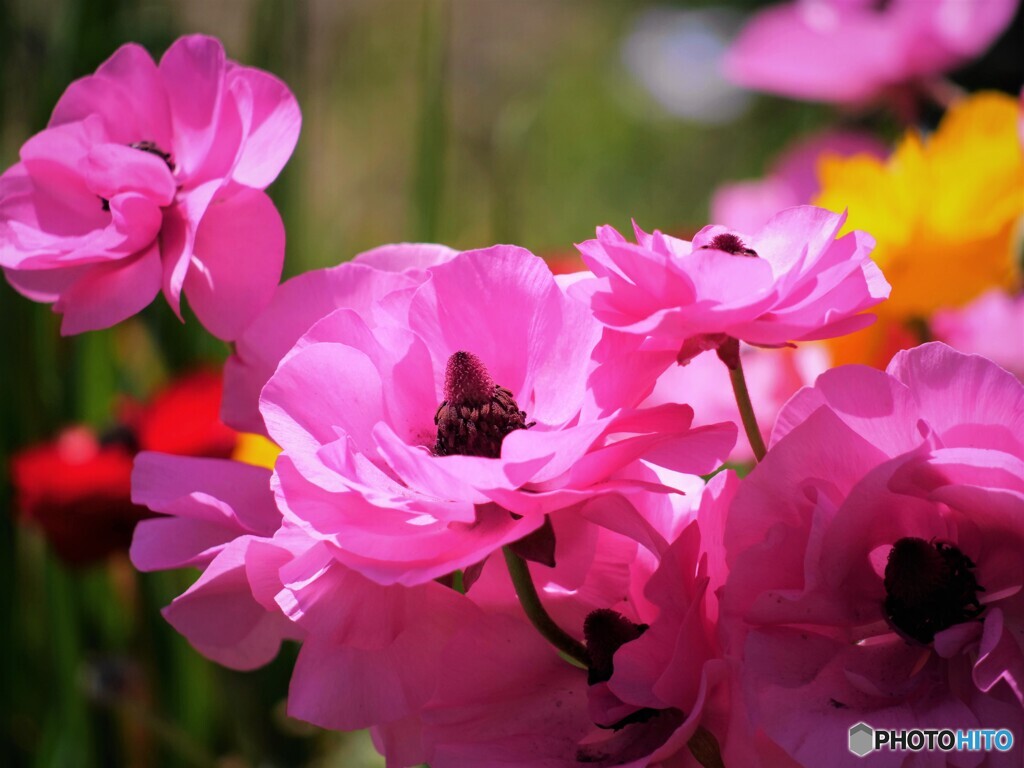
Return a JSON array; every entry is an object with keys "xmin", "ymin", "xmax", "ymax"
[
  {"xmin": 261, "ymin": 245, "xmax": 735, "ymax": 587},
  {"xmin": 711, "ymin": 131, "xmax": 887, "ymax": 235},
  {"xmin": 0, "ymin": 35, "xmax": 300, "ymax": 337},
  {"xmin": 222, "ymin": 242, "xmax": 458, "ymax": 433},
  {"xmin": 932, "ymin": 289, "xmax": 1024, "ymax": 380},
  {"xmin": 572, "ymin": 206, "xmax": 888, "ymax": 405},
  {"xmin": 725, "ymin": 0, "xmax": 1019, "ymax": 104},
  {"xmin": 720, "ymin": 343, "xmax": 1024, "ymax": 766}
]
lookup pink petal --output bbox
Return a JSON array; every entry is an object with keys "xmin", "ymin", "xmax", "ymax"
[
  {"xmin": 54, "ymin": 241, "xmax": 162, "ymax": 334},
  {"xmin": 182, "ymin": 186, "xmax": 284, "ymax": 340},
  {"xmin": 159, "ymin": 179, "xmax": 220, "ymax": 317},
  {"xmin": 226, "ymin": 65, "xmax": 302, "ymax": 189},
  {"xmin": 50, "ymin": 43, "xmax": 172, "ymax": 148},
  {"xmin": 158, "ymin": 35, "xmax": 227, "ymax": 179},
  {"xmin": 83, "ymin": 143, "xmax": 176, "ymax": 206},
  {"xmin": 162, "ymin": 538, "xmax": 293, "ymax": 671}
]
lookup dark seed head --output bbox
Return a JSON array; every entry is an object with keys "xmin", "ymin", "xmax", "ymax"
[
  {"xmin": 434, "ymin": 351, "xmax": 531, "ymax": 458},
  {"xmin": 100, "ymin": 140, "xmax": 175, "ymax": 210},
  {"xmin": 129, "ymin": 141, "xmax": 174, "ymax": 170},
  {"xmin": 883, "ymin": 537, "xmax": 985, "ymax": 644},
  {"xmin": 702, "ymin": 232, "xmax": 758, "ymax": 257}
]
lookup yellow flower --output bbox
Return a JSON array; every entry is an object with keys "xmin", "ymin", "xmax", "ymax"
[
  {"xmin": 232, "ymin": 433, "xmax": 281, "ymax": 470},
  {"xmin": 815, "ymin": 92, "xmax": 1023, "ymax": 365}
]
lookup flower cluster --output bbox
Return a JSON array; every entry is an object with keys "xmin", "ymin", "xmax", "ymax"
[{"xmin": 4, "ymin": 28, "xmax": 1022, "ymax": 768}]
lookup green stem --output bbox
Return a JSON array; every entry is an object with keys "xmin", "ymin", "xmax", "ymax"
[
  {"xmin": 502, "ymin": 547, "xmax": 589, "ymax": 667},
  {"xmin": 411, "ymin": 0, "xmax": 449, "ymax": 242},
  {"xmin": 727, "ymin": 354, "xmax": 767, "ymax": 462}
]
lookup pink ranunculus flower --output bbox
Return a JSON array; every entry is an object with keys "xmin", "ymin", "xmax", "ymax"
[
  {"xmin": 261, "ymin": 245, "xmax": 736, "ymax": 587},
  {"xmin": 711, "ymin": 130, "xmax": 888, "ymax": 235},
  {"xmin": 932, "ymin": 289, "xmax": 1024, "ymax": 381},
  {"xmin": 222, "ymin": 242, "xmax": 458, "ymax": 433},
  {"xmin": 720, "ymin": 343, "xmax": 1024, "ymax": 767},
  {"xmin": 130, "ymin": 450, "xmax": 483, "ymax": 739},
  {"xmin": 389, "ymin": 470, "xmax": 728, "ymax": 768},
  {"xmin": 725, "ymin": 0, "xmax": 1019, "ymax": 105},
  {"xmin": 571, "ymin": 206, "xmax": 889, "ymax": 405},
  {"xmin": 0, "ymin": 35, "xmax": 300, "ymax": 338}
]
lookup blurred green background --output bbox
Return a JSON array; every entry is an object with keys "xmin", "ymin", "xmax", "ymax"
[{"xmin": 0, "ymin": 1, "xmax": 1019, "ymax": 766}]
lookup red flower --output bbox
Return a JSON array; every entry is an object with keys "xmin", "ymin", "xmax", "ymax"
[
  {"xmin": 133, "ymin": 369, "xmax": 236, "ymax": 457},
  {"xmin": 11, "ymin": 369, "xmax": 237, "ymax": 567},
  {"xmin": 11, "ymin": 429, "xmax": 144, "ymax": 566}
]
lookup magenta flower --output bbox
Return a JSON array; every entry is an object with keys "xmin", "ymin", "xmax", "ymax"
[
  {"xmin": 725, "ymin": 0, "xmax": 1019, "ymax": 104},
  {"xmin": 711, "ymin": 130, "xmax": 887, "ymax": 235},
  {"xmin": 131, "ymin": 450, "xmax": 482, "ymax": 734},
  {"xmin": 222, "ymin": 243, "xmax": 458, "ymax": 433},
  {"xmin": 0, "ymin": 35, "xmax": 300, "ymax": 337},
  {"xmin": 720, "ymin": 343, "xmax": 1024, "ymax": 766},
  {"xmin": 261, "ymin": 246, "xmax": 735, "ymax": 587},
  {"xmin": 131, "ymin": 395, "xmax": 731, "ymax": 764},
  {"xmin": 572, "ymin": 206, "xmax": 888, "ymax": 404},
  {"xmin": 933, "ymin": 289, "xmax": 1024, "ymax": 381}
]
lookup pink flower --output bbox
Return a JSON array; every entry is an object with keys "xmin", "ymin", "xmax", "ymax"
[
  {"xmin": 130, "ymin": 450, "xmax": 482, "ymax": 734},
  {"xmin": 720, "ymin": 343, "xmax": 1024, "ymax": 766},
  {"xmin": 0, "ymin": 35, "xmax": 300, "ymax": 338},
  {"xmin": 386, "ymin": 471, "xmax": 725, "ymax": 768},
  {"xmin": 222, "ymin": 243, "xmax": 458, "ymax": 433},
  {"xmin": 725, "ymin": 0, "xmax": 1019, "ymax": 104},
  {"xmin": 932, "ymin": 289, "xmax": 1024, "ymax": 380},
  {"xmin": 711, "ymin": 131, "xmax": 887, "ymax": 235},
  {"xmin": 572, "ymin": 206, "xmax": 888, "ymax": 404},
  {"xmin": 132, "ymin": 394, "xmax": 730, "ymax": 765},
  {"xmin": 261, "ymin": 245, "xmax": 735, "ymax": 587}
]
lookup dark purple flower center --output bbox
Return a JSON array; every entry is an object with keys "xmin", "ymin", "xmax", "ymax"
[
  {"xmin": 883, "ymin": 537, "xmax": 985, "ymax": 644},
  {"xmin": 100, "ymin": 141, "xmax": 175, "ymax": 211},
  {"xmin": 129, "ymin": 140, "xmax": 174, "ymax": 169},
  {"xmin": 701, "ymin": 232, "xmax": 758, "ymax": 257},
  {"xmin": 434, "ymin": 351, "xmax": 532, "ymax": 458}
]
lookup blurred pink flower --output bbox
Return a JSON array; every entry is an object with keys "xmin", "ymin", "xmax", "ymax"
[
  {"xmin": 222, "ymin": 243, "xmax": 458, "ymax": 433},
  {"xmin": 711, "ymin": 131, "xmax": 888, "ymax": 234},
  {"xmin": 571, "ymin": 206, "xmax": 888, "ymax": 406},
  {"xmin": 645, "ymin": 343, "xmax": 830, "ymax": 462},
  {"xmin": 261, "ymin": 245, "xmax": 735, "ymax": 587},
  {"xmin": 720, "ymin": 343, "xmax": 1024, "ymax": 766},
  {"xmin": 0, "ymin": 35, "xmax": 300, "ymax": 338},
  {"xmin": 932, "ymin": 289, "xmax": 1024, "ymax": 380},
  {"xmin": 725, "ymin": 0, "xmax": 1019, "ymax": 104}
]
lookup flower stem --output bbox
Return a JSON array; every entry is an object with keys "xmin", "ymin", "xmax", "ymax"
[
  {"xmin": 727, "ymin": 352, "xmax": 767, "ymax": 462},
  {"xmin": 502, "ymin": 546, "xmax": 590, "ymax": 667}
]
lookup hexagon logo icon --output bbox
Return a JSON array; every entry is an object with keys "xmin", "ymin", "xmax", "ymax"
[{"xmin": 849, "ymin": 722, "xmax": 874, "ymax": 757}]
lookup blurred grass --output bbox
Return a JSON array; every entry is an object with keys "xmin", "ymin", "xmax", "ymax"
[{"xmin": 0, "ymin": 0, "xmax": 931, "ymax": 765}]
